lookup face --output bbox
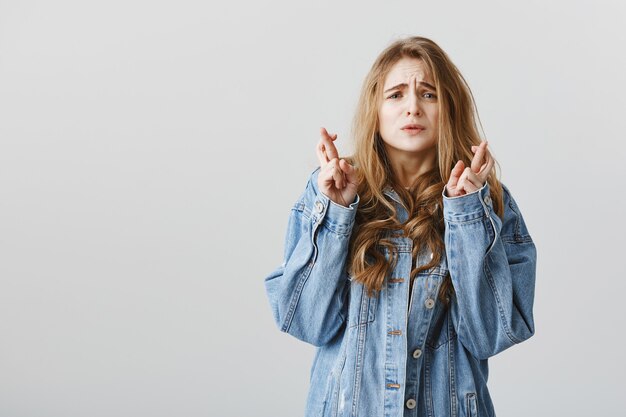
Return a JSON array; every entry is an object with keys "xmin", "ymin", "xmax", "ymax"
[{"xmin": 378, "ymin": 57, "xmax": 439, "ymax": 160}]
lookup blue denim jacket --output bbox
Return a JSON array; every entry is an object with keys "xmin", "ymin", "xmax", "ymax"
[{"xmin": 264, "ymin": 166, "xmax": 537, "ymax": 417}]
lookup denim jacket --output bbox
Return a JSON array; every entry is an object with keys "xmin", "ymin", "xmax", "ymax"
[{"xmin": 264, "ymin": 166, "xmax": 537, "ymax": 417}]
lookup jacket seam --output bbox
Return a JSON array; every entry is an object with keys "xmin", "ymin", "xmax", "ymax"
[
  {"xmin": 280, "ymin": 208, "xmax": 319, "ymax": 334},
  {"xmin": 280, "ymin": 261, "xmax": 314, "ymax": 333},
  {"xmin": 502, "ymin": 235, "xmax": 533, "ymax": 244},
  {"xmin": 351, "ymin": 318, "xmax": 367, "ymax": 416},
  {"xmin": 443, "ymin": 213, "xmax": 486, "ymax": 224},
  {"xmin": 448, "ymin": 312, "xmax": 458, "ymax": 417},
  {"xmin": 320, "ymin": 219, "xmax": 354, "ymax": 237},
  {"xmin": 484, "ymin": 252, "xmax": 522, "ymax": 345}
]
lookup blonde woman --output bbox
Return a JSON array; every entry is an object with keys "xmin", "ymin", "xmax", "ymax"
[{"xmin": 264, "ymin": 36, "xmax": 537, "ymax": 417}]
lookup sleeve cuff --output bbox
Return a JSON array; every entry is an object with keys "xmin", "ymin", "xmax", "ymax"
[
  {"xmin": 312, "ymin": 191, "xmax": 360, "ymax": 235},
  {"xmin": 442, "ymin": 182, "xmax": 494, "ymax": 221}
]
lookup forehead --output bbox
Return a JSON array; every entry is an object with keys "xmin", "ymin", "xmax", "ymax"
[{"xmin": 383, "ymin": 57, "xmax": 433, "ymax": 86}]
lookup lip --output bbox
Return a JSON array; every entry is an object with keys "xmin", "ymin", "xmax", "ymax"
[{"xmin": 402, "ymin": 124, "xmax": 426, "ymax": 130}]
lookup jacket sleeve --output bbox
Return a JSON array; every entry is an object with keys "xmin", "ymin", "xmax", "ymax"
[
  {"xmin": 264, "ymin": 166, "xmax": 359, "ymax": 347},
  {"xmin": 442, "ymin": 181, "xmax": 537, "ymax": 360}
]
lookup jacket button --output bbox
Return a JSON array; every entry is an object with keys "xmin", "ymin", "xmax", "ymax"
[
  {"xmin": 315, "ymin": 201, "xmax": 324, "ymax": 213},
  {"xmin": 412, "ymin": 348, "xmax": 422, "ymax": 358},
  {"xmin": 424, "ymin": 298, "xmax": 435, "ymax": 309},
  {"xmin": 484, "ymin": 195, "xmax": 492, "ymax": 205},
  {"xmin": 406, "ymin": 398, "xmax": 416, "ymax": 409}
]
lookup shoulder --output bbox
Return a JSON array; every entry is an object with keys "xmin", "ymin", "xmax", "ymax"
[
  {"xmin": 497, "ymin": 182, "xmax": 533, "ymax": 242},
  {"xmin": 291, "ymin": 166, "xmax": 323, "ymax": 217},
  {"xmin": 307, "ymin": 166, "xmax": 322, "ymax": 188},
  {"xmin": 302, "ymin": 166, "xmax": 322, "ymax": 200}
]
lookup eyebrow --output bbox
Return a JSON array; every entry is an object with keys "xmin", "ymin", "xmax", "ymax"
[{"xmin": 383, "ymin": 81, "xmax": 436, "ymax": 94}]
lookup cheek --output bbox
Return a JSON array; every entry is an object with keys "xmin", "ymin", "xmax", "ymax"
[
  {"xmin": 378, "ymin": 108, "xmax": 393, "ymax": 130},
  {"xmin": 430, "ymin": 106, "xmax": 439, "ymax": 121}
]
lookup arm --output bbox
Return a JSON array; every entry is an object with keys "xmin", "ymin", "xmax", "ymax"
[
  {"xmin": 264, "ymin": 166, "xmax": 359, "ymax": 347},
  {"xmin": 442, "ymin": 181, "xmax": 537, "ymax": 360}
]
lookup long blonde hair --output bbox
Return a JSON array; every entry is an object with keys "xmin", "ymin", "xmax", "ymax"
[{"xmin": 343, "ymin": 36, "xmax": 504, "ymax": 304}]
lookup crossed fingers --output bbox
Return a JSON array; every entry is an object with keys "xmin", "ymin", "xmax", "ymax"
[
  {"xmin": 316, "ymin": 127, "xmax": 345, "ymax": 188},
  {"xmin": 446, "ymin": 141, "xmax": 494, "ymax": 196}
]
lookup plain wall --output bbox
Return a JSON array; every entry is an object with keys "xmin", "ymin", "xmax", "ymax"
[{"xmin": 0, "ymin": 0, "xmax": 624, "ymax": 416}]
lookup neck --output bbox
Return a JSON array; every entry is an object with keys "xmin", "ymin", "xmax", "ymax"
[{"xmin": 385, "ymin": 145, "xmax": 437, "ymax": 188}]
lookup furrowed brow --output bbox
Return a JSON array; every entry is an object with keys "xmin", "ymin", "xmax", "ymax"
[{"xmin": 383, "ymin": 81, "xmax": 436, "ymax": 93}]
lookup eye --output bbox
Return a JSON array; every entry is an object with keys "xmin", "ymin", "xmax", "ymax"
[
  {"xmin": 423, "ymin": 92, "xmax": 436, "ymax": 99},
  {"xmin": 387, "ymin": 92, "xmax": 401, "ymax": 99}
]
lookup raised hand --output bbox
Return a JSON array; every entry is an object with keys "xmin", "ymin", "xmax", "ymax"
[
  {"xmin": 445, "ymin": 141, "xmax": 494, "ymax": 197},
  {"xmin": 316, "ymin": 127, "xmax": 359, "ymax": 207}
]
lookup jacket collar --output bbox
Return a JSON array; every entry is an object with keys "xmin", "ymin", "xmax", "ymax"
[
  {"xmin": 382, "ymin": 185, "xmax": 440, "ymax": 213},
  {"xmin": 383, "ymin": 185, "xmax": 403, "ymax": 205}
]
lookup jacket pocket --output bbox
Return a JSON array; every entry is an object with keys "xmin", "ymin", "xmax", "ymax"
[
  {"xmin": 465, "ymin": 392, "xmax": 478, "ymax": 417},
  {"xmin": 347, "ymin": 279, "xmax": 378, "ymax": 328}
]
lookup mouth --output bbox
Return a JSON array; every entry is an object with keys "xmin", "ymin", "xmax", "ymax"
[
  {"xmin": 402, "ymin": 126, "xmax": 425, "ymax": 134},
  {"xmin": 402, "ymin": 124, "xmax": 425, "ymax": 132}
]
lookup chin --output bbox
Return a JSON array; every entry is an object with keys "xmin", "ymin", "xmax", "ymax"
[{"xmin": 391, "ymin": 140, "xmax": 437, "ymax": 152}]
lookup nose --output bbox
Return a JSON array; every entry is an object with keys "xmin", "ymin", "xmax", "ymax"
[{"xmin": 407, "ymin": 77, "xmax": 421, "ymax": 116}]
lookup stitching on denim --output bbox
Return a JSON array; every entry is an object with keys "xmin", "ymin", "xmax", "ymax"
[
  {"xmin": 484, "ymin": 213, "xmax": 498, "ymax": 256},
  {"xmin": 425, "ymin": 347, "xmax": 434, "ymax": 417},
  {"xmin": 426, "ymin": 331, "xmax": 458, "ymax": 351},
  {"xmin": 448, "ymin": 313, "xmax": 458, "ymax": 417},
  {"xmin": 506, "ymin": 193, "xmax": 522, "ymax": 238},
  {"xmin": 337, "ymin": 278, "xmax": 349, "ymax": 322},
  {"xmin": 351, "ymin": 314, "xmax": 367, "ymax": 417},
  {"xmin": 503, "ymin": 186, "xmax": 532, "ymax": 243},
  {"xmin": 444, "ymin": 213, "xmax": 485, "ymax": 224},
  {"xmin": 466, "ymin": 392, "xmax": 477, "ymax": 417},
  {"xmin": 282, "ymin": 260, "xmax": 314, "ymax": 333},
  {"xmin": 319, "ymin": 218, "xmax": 354, "ymax": 237},
  {"xmin": 502, "ymin": 235, "xmax": 533, "ymax": 244},
  {"xmin": 297, "ymin": 202, "xmax": 311, "ymax": 220},
  {"xmin": 282, "ymin": 214, "xmax": 318, "ymax": 335},
  {"xmin": 484, "ymin": 252, "xmax": 521, "ymax": 345}
]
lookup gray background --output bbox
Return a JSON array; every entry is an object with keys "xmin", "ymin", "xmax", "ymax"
[{"xmin": 1, "ymin": 0, "xmax": 624, "ymax": 416}]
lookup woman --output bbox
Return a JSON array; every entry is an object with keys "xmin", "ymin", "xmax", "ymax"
[{"xmin": 264, "ymin": 36, "xmax": 537, "ymax": 417}]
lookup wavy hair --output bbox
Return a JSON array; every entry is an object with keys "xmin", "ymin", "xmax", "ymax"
[{"xmin": 342, "ymin": 36, "xmax": 505, "ymax": 305}]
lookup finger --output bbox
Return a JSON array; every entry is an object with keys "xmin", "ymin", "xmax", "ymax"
[
  {"xmin": 470, "ymin": 141, "xmax": 487, "ymax": 173},
  {"xmin": 320, "ymin": 127, "xmax": 339, "ymax": 161},
  {"xmin": 471, "ymin": 145, "xmax": 491, "ymax": 175},
  {"xmin": 477, "ymin": 149, "xmax": 495, "ymax": 184},
  {"xmin": 475, "ymin": 145, "xmax": 492, "ymax": 171},
  {"xmin": 322, "ymin": 158, "xmax": 339, "ymax": 189},
  {"xmin": 447, "ymin": 160, "xmax": 464, "ymax": 188},
  {"xmin": 339, "ymin": 159, "xmax": 357, "ymax": 185},
  {"xmin": 316, "ymin": 140, "xmax": 329, "ymax": 167},
  {"xmin": 329, "ymin": 158, "xmax": 344, "ymax": 189},
  {"xmin": 471, "ymin": 140, "xmax": 489, "ymax": 152},
  {"xmin": 459, "ymin": 167, "xmax": 480, "ymax": 193},
  {"xmin": 340, "ymin": 159, "xmax": 358, "ymax": 190},
  {"xmin": 465, "ymin": 168, "xmax": 485, "ymax": 190}
]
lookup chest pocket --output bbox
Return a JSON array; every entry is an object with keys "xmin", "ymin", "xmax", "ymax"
[
  {"xmin": 423, "ymin": 273, "xmax": 454, "ymax": 350},
  {"xmin": 347, "ymin": 277, "xmax": 378, "ymax": 328}
]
